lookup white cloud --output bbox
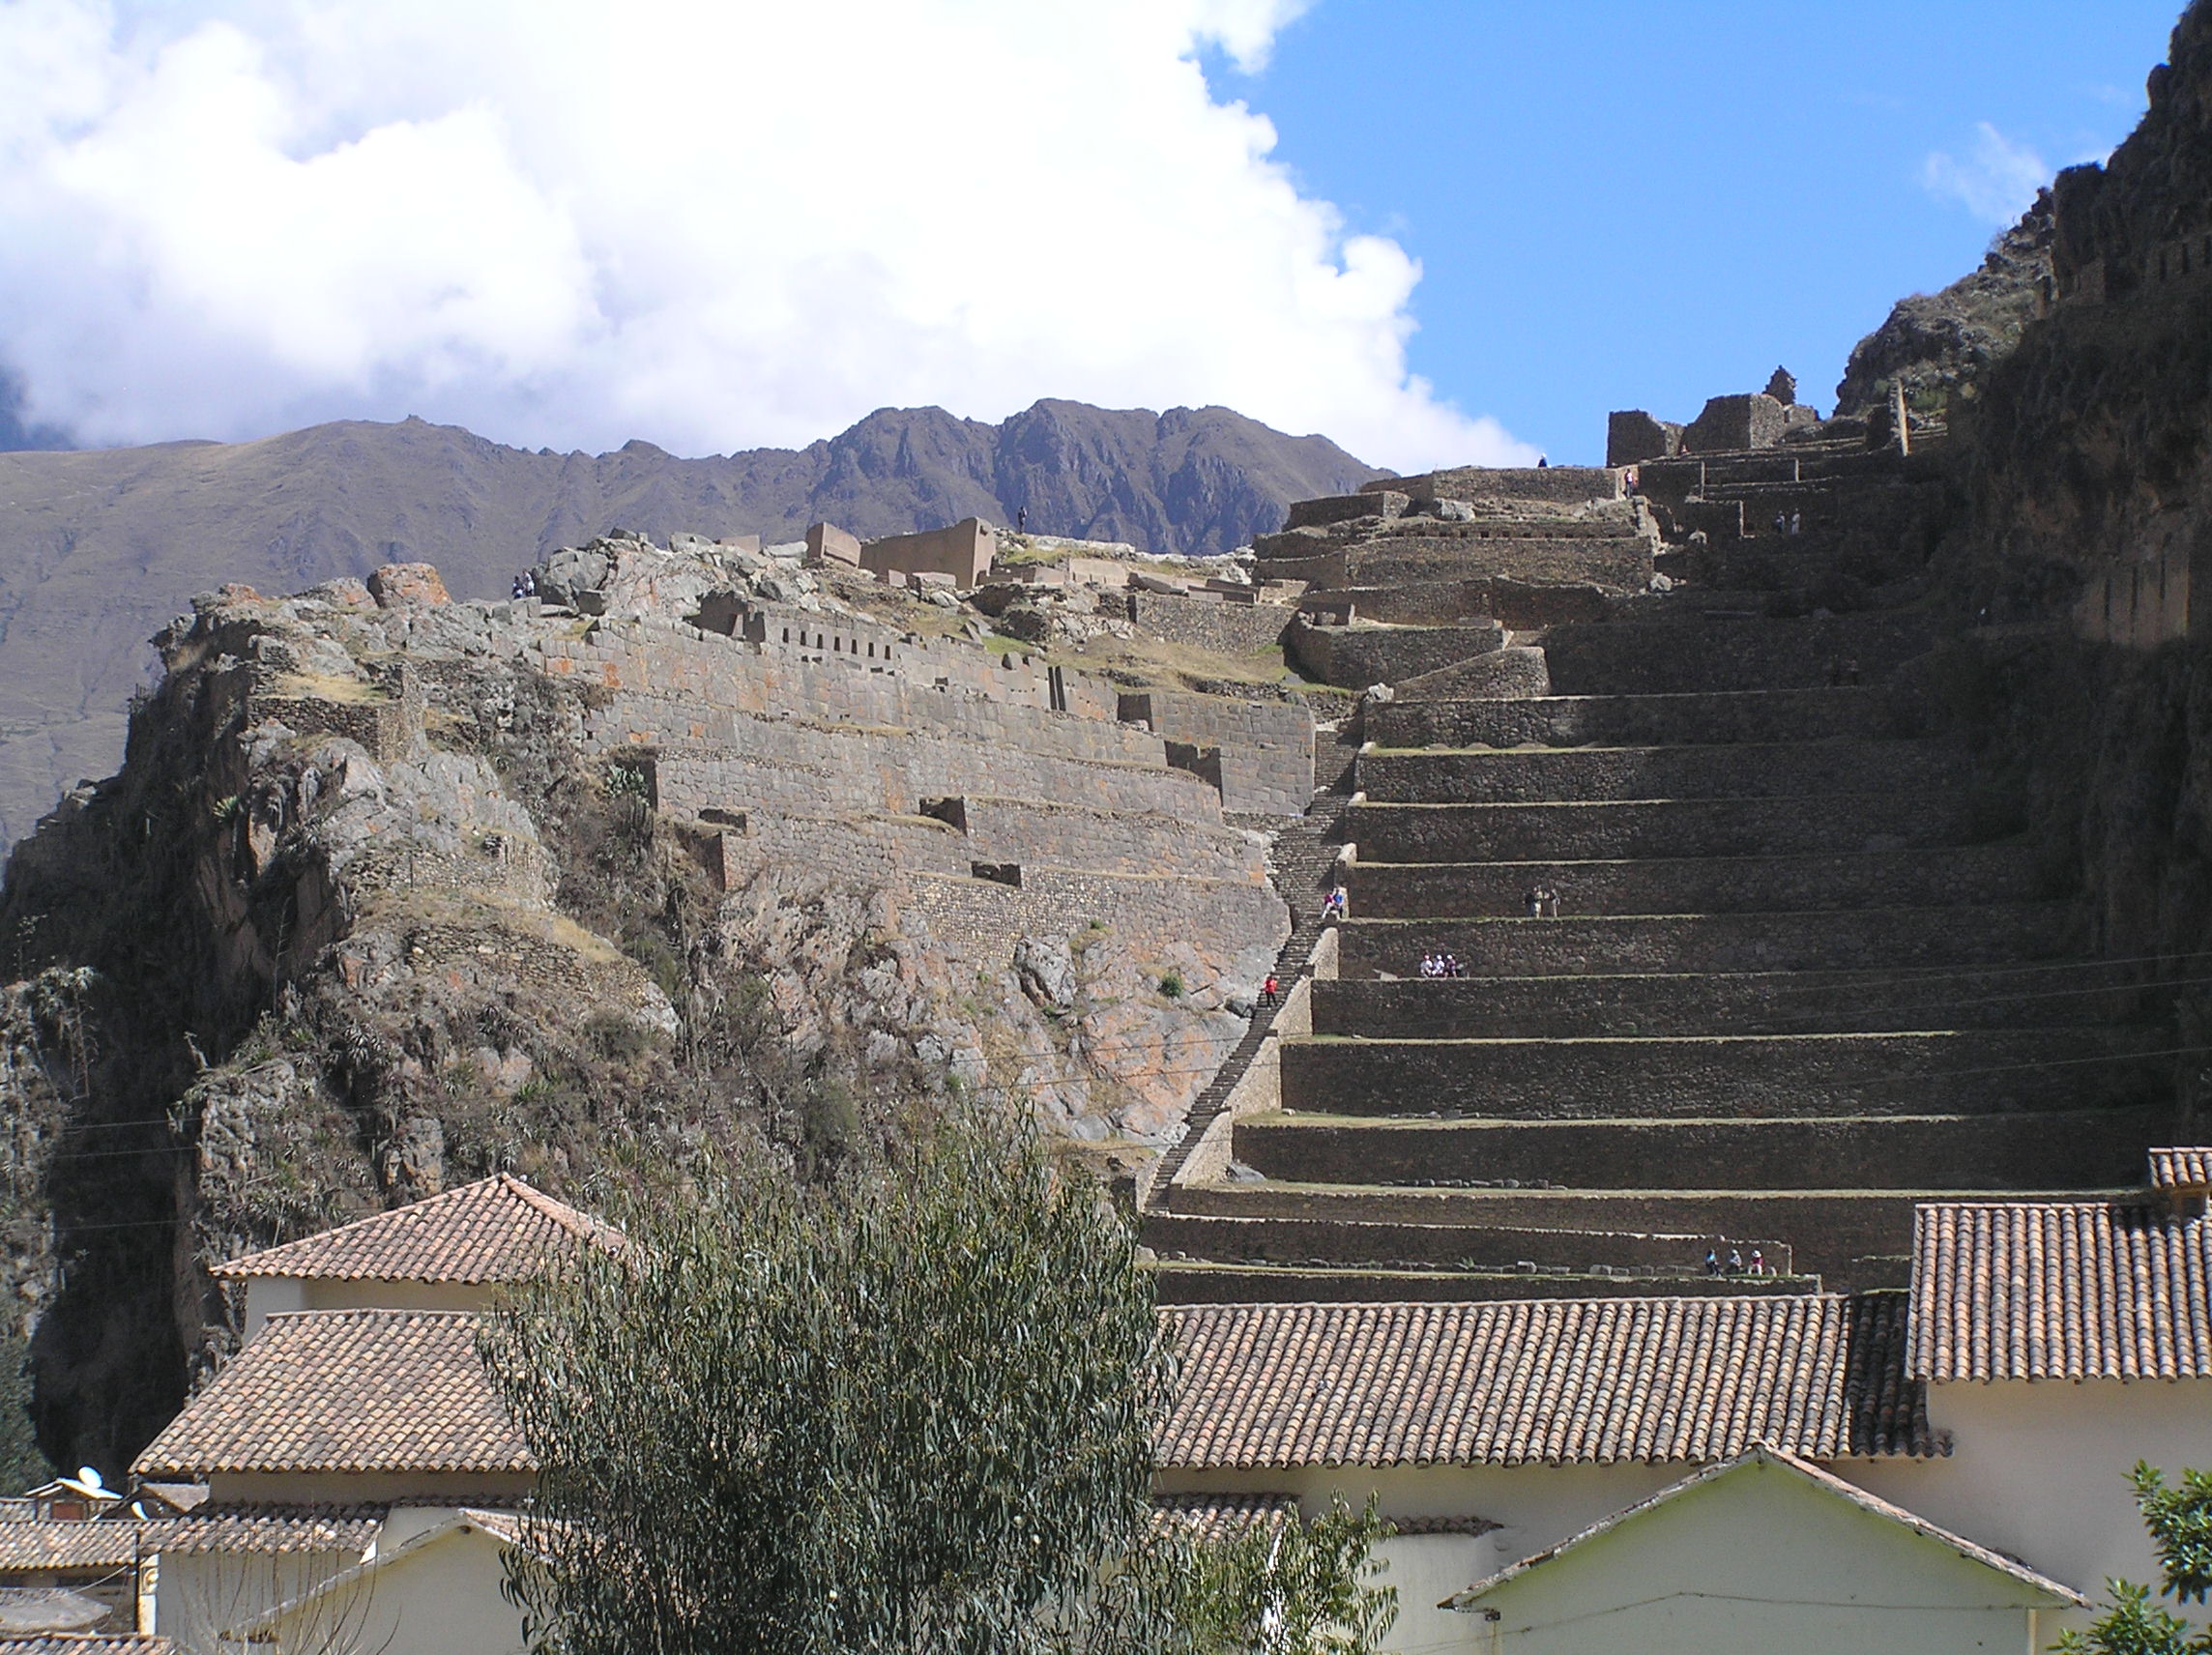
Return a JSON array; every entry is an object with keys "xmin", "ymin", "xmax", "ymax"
[
  {"xmin": 1921, "ymin": 122, "xmax": 2051, "ymax": 225},
  {"xmin": 0, "ymin": 0, "xmax": 1528, "ymax": 471}
]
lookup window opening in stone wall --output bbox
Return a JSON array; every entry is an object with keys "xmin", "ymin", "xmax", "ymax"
[
  {"xmin": 833, "ymin": 636, "xmax": 841, "ymax": 652},
  {"xmin": 782, "ymin": 627, "xmax": 790, "ymax": 644}
]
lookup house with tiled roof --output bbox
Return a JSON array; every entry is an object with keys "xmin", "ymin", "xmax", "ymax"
[
  {"xmin": 1444, "ymin": 1446, "xmax": 2082, "ymax": 1655},
  {"xmin": 125, "ymin": 1176, "xmax": 612, "ymax": 1655},
  {"xmin": 1154, "ymin": 1291, "xmax": 1938, "ymax": 1654},
  {"xmin": 213, "ymin": 1174, "xmax": 623, "ymax": 1339},
  {"xmin": 1827, "ymin": 1150, "xmax": 2212, "ymax": 1639}
]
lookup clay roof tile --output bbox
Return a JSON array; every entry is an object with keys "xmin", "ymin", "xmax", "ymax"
[
  {"xmin": 1156, "ymin": 1293, "xmax": 1934, "ymax": 1469},
  {"xmin": 209, "ymin": 1176, "xmax": 622, "ymax": 1286},
  {"xmin": 1910, "ymin": 1198, "xmax": 2212, "ymax": 1381},
  {"xmin": 131, "ymin": 1311, "xmax": 530, "ymax": 1480}
]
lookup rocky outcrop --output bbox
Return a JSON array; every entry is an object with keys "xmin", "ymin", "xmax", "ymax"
[
  {"xmin": 1833, "ymin": 193, "xmax": 2056, "ymax": 421},
  {"xmin": 0, "ymin": 534, "xmax": 1292, "ymax": 1474}
]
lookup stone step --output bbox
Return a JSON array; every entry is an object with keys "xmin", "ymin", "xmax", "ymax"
[
  {"xmin": 1310, "ymin": 965, "xmax": 2172, "ymax": 1038},
  {"xmin": 1355, "ymin": 738, "xmax": 1966, "ymax": 804},
  {"xmin": 1258, "ymin": 537, "xmax": 1652, "ymax": 593},
  {"xmin": 1149, "ymin": 1261, "xmax": 1816, "ymax": 1305},
  {"xmin": 1279, "ymin": 1029, "xmax": 2166, "ymax": 1118},
  {"xmin": 1231, "ymin": 1106, "xmax": 2170, "ymax": 1193},
  {"xmin": 1347, "ymin": 793, "xmax": 1994, "ymax": 862},
  {"xmin": 1694, "ymin": 541, "xmax": 1930, "ymax": 595},
  {"xmin": 1366, "ymin": 688, "xmax": 1895, "ymax": 751},
  {"xmin": 1144, "ymin": 1209, "xmax": 1795, "ymax": 1277},
  {"xmin": 1335, "ymin": 906, "xmax": 2075, "ymax": 977},
  {"xmin": 1539, "ymin": 614, "xmax": 1941, "ymax": 696},
  {"xmin": 1347, "ymin": 844, "xmax": 2047, "ymax": 917},
  {"xmin": 1156, "ymin": 1180, "xmax": 2089, "ymax": 1291}
]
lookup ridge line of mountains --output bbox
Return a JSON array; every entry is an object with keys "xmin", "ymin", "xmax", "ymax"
[{"xmin": 0, "ymin": 398, "xmax": 1383, "ymax": 853}]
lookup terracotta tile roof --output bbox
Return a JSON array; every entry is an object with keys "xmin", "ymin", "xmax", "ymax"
[
  {"xmin": 211, "ymin": 1176, "xmax": 622, "ymax": 1285},
  {"xmin": 1911, "ymin": 1200, "xmax": 2212, "ymax": 1380},
  {"xmin": 1150, "ymin": 1495, "xmax": 1298, "ymax": 1545},
  {"xmin": 2149, "ymin": 1147, "xmax": 2212, "ymax": 1191},
  {"xmin": 1447, "ymin": 1446, "xmax": 2085, "ymax": 1609},
  {"xmin": 0, "ymin": 1526, "xmax": 137, "ymax": 1574},
  {"xmin": 0, "ymin": 1642, "xmax": 178, "ymax": 1654},
  {"xmin": 139, "ymin": 1506, "xmax": 385, "ymax": 1556},
  {"xmin": 131, "ymin": 1311, "xmax": 531, "ymax": 1479},
  {"xmin": 1158, "ymin": 1293, "xmax": 1936, "ymax": 1468}
]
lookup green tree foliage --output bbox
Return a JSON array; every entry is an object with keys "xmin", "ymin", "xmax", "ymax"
[
  {"xmin": 1144, "ymin": 1500, "xmax": 1398, "ymax": 1655},
  {"xmin": 0, "ymin": 1331, "xmax": 52, "ymax": 1492},
  {"xmin": 483, "ymin": 1115, "xmax": 1391, "ymax": 1655},
  {"xmin": 2058, "ymin": 1464, "xmax": 2212, "ymax": 1655}
]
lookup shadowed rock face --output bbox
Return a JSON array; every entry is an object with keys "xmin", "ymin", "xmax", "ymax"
[{"xmin": 0, "ymin": 400, "xmax": 1381, "ymax": 857}]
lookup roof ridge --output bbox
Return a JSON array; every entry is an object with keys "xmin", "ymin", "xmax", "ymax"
[
  {"xmin": 261, "ymin": 1306, "xmax": 483, "ymax": 1324},
  {"xmin": 498, "ymin": 1175, "xmax": 625, "ymax": 1247},
  {"xmin": 1165, "ymin": 1291, "xmax": 1851, "ymax": 1317}
]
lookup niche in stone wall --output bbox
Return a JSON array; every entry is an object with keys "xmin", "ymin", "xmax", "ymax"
[{"xmin": 920, "ymin": 797, "xmax": 971, "ymax": 831}]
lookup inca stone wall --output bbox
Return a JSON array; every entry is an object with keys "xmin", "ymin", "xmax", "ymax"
[{"xmin": 1122, "ymin": 592, "xmax": 1295, "ymax": 657}]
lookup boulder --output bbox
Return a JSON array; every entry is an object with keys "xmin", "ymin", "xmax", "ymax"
[
  {"xmin": 1014, "ymin": 936, "xmax": 1078, "ymax": 1010},
  {"xmin": 366, "ymin": 563, "xmax": 451, "ymax": 609}
]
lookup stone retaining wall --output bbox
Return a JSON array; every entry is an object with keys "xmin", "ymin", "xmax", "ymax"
[
  {"xmin": 1333, "ymin": 905, "xmax": 2075, "ymax": 978},
  {"xmin": 1540, "ymin": 615, "xmax": 1941, "ymax": 697},
  {"xmin": 1124, "ymin": 592, "xmax": 1294, "ymax": 656},
  {"xmin": 953, "ymin": 797, "xmax": 1266, "ymax": 885},
  {"xmin": 1347, "ymin": 792, "xmax": 1976, "ymax": 862},
  {"xmin": 1349, "ymin": 843, "xmax": 2043, "ymax": 918},
  {"xmin": 1295, "ymin": 579, "xmax": 1612, "ymax": 630},
  {"xmin": 1309, "ymin": 966, "xmax": 2171, "ymax": 1039},
  {"xmin": 1354, "ymin": 739, "xmax": 1966, "ymax": 804},
  {"xmin": 1120, "ymin": 691, "xmax": 1314, "ymax": 816},
  {"xmin": 1285, "ymin": 619, "xmax": 1502, "ymax": 688},
  {"xmin": 903, "ymin": 869, "xmax": 1287, "ymax": 973},
  {"xmin": 1365, "ymin": 688, "xmax": 1891, "ymax": 750},
  {"xmin": 1282, "ymin": 1027, "xmax": 2154, "ymax": 1119},
  {"xmin": 1364, "ymin": 466, "xmax": 1621, "ymax": 506},
  {"xmin": 1232, "ymin": 1107, "xmax": 2167, "ymax": 1193},
  {"xmin": 655, "ymin": 722, "xmax": 1222, "ymax": 826}
]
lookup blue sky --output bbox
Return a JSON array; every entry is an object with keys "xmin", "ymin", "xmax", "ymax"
[
  {"xmin": 1211, "ymin": 0, "xmax": 2180, "ymax": 462},
  {"xmin": 0, "ymin": 0, "xmax": 2184, "ymax": 469}
]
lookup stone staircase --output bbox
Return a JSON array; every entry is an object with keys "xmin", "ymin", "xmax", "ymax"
[
  {"xmin": 1145, "ymin": 793, "xmax": 1349, "ymax": 1201},
  {"xmin": 1142, "ymin": 453, "xmax": 2176, "ymax": 1303}
]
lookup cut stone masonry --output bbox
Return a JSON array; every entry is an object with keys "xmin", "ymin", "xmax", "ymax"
[{"xmin": 1142, "ymin": 440, "xmax": 2177, "ymax": 1302}]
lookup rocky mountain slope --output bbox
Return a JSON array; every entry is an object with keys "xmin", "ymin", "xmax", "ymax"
[
  {"xmin": 0, "ymin": 527, "xmax": 1306, "ymax": 1472},
  {"xmin": 0, "ymin": 400, "xmax": 1380, "ymax": 856}
]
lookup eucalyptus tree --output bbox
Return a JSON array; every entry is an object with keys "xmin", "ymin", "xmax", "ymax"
[
  {"xmin": 484, "ymin": 1115, "xmax": 1390, "ymax": 1655},
  {"xmin": 2058, "ymin": 1464, "xmax": 2212, "ymax": 1655}
]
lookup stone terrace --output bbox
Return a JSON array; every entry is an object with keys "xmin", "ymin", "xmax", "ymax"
[{"xmin": 1144, "ymin": 448, "xmax": 2176, "ymax": 1302}]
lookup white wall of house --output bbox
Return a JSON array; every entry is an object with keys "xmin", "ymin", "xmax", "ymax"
[
  {"xmin": 1155, "ymin": 1459, "xmax": 1683, "ymax": 1561},
  {"xmin": 261, "ymin": 1524, "xmax": 525, "ymax": 1655},
  {"xmin": 1372, "ymin": 1534, "xmax": 1493, "ymax": 1655},
  {"xmin": 1153, "ymin": 1460, "xmax": 1684, "ymax": 1651},
  {"xmin": 1457, "ymin": 1459, "xmax": 2065, "ymax": 1655},
  {"xmin": 241, "ymin": 1278, "xmax": 492, "ymax": 1341},
  {"xmin": 1847, "ymin": 1377, "xmax": 2212, "ymax": 1641},
  {"xmin": 153, "ymin": 1545, "xmax": 360, "ymax": 1653}
]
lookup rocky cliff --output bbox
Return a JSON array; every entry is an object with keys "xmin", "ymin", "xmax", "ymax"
[
  {"xmin": 0, "ymin": 399, "xmax": 1380, "ymax": 856},
  {"xmin": 0, "ymin": 534, "xmax": 1299, "ymax": 1473}
]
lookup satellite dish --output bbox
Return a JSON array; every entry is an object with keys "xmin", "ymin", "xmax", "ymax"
[
  {"xmin": 75, "ymin": 1466, "xmax": 102, "ymax": 1492},
  {"xmin": 55, "ymin": 1466, "xmax": 106, "ymax": 1499}
]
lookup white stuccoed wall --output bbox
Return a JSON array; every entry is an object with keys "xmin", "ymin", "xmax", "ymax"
[{"xmin": 1842, "ymin": 1378, "xmax": 2212, "ymax": 1641}]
